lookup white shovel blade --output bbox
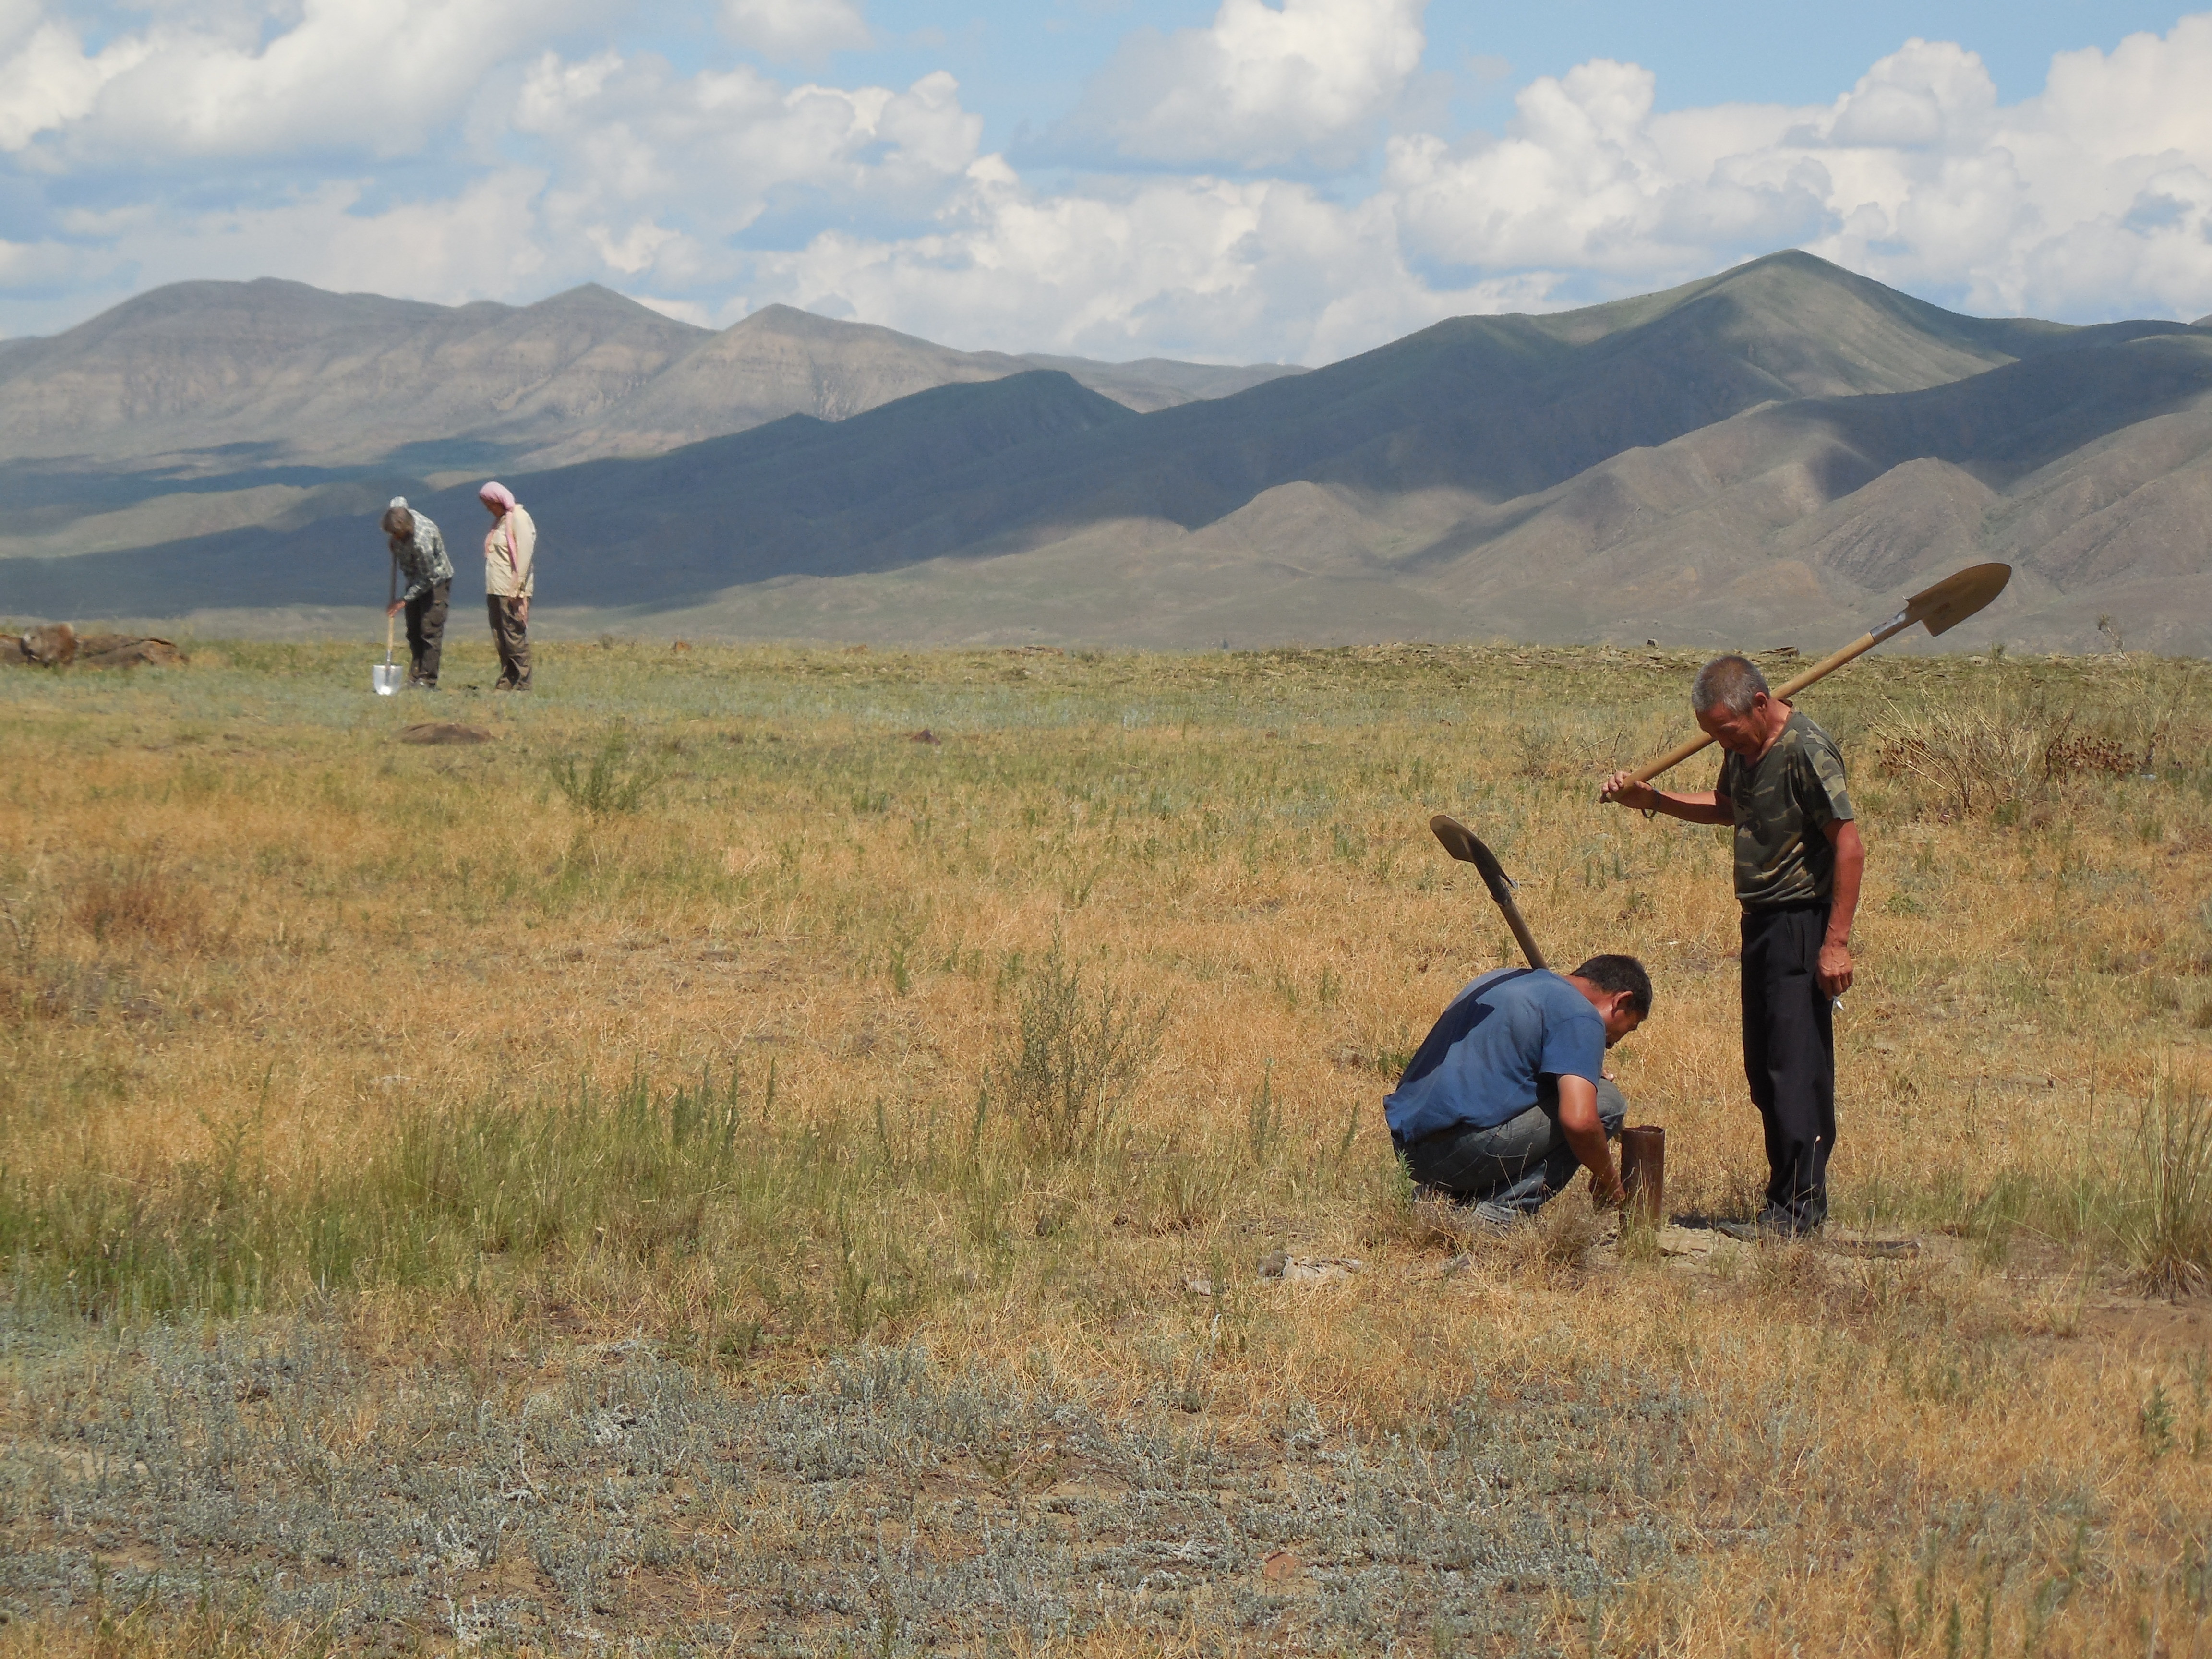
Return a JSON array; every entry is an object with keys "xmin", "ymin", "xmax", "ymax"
[{"xmin": 372, "ymin": 663, "xmax": 404, "ymax": 695}]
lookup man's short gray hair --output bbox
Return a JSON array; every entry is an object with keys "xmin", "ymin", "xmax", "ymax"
[{"xmin": 1691, "ymin": 654, "xmax": 1769, "ymax": 716}]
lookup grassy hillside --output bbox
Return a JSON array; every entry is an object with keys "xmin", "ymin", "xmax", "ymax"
[{"xmin": 0, "ymin": 642, "xmax": 2209, "ymax": 1652}]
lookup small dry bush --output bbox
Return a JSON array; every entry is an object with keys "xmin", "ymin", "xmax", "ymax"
[
  {"xmin": 989, "ymin": 943, "xmax": 1163, "ymax": 1159},
  {"xmin": 67, "ymin": 856, "xmax": 210, "ymax": 949},
  {"xmin": 548, "ymin": 731, "xmax": 663, "ymax": 816},
  {"xmin": 1874, "ymin": 695, "xmax": 2147, "ymax": 820}
]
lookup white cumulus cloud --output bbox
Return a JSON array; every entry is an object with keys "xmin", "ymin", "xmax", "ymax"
[
  {"xmin": 721, "ymin": 0, "xmax": 869, "ymax": 62},
  {"xmin": 1057, "ymin": 0, "xmax": 1428, "ymax": 171},
  {"xmin": 3, "ymin": 3, "xmax": 2212, "ymax": 355}
]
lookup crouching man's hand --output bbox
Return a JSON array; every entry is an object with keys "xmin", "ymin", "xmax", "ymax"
[{"xmin": 1557, "ymin": 1074, "xmax": 1625, "ymax": 1208}]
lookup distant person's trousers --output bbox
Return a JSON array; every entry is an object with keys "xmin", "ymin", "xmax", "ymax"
[
  {"xmin": 1741, "ymin": 904, "xmax": 1836, "ymax": 1228},
  {"xmin": 488, "ymin": 596, "xmax": 530, "ymax": 688},
  {"xmin": 1398, "ymin": 1079, "xmax": 1627, "ymax": 1213},
  {"xmin": 405, "ymin": 580, "xmax": 450, "ymax": 685}
]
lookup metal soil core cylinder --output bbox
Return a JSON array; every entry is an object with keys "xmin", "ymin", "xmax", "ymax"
[{"xmin": 1620, "ymin": 1126, "xmax": 1665, "ymax": 1224}]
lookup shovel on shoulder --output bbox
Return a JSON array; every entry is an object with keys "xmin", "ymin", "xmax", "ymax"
[{"xmin": 1611, "ymin": 562, "xmax": 2012, "ymax": 788}]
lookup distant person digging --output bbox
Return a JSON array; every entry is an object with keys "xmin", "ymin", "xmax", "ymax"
[
  {"xmin": 1386, "ymin": 956, "xmax": 1652, "ymax": 1223},
  {"xmin": 479, "ymin": 481, "xmax": 536, "ymax": 692},
  {"xmin": 382, "ymin": 498, "xmax": 452, "ymax": 690},
  {"xmin": 1602, "ymin": 655, "xmax": 1863, "ymax": 1238}
]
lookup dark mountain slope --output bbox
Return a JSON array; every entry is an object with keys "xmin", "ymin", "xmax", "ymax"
[
  {"xmin": 0, "ymin": 371, "xmax": 1136, "ymax": 614},
  {"xmin": 879, "ymin": 250, "xmax": 2204, "ymax": 538}
]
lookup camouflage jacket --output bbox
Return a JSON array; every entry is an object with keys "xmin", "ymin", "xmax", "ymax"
[
  {"xmin": 389, "ymin": 513, "xmax": 453, "ymax": 603},
  {"xmin": 1715, "ymin": 709, "xmax": 1855, "ymax": 910}
]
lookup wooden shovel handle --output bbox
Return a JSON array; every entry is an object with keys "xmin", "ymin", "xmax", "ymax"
[
  {"xmin": 1494, "ymin": 893, "xmax": 1547, "ymax": 971},
  {"xmin": 1618, "ymin": 627, "xmax": 1891, "ymax": 786}
]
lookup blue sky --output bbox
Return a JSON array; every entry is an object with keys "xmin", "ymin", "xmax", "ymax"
[
  {"xmin": 1, "ymin": 1, "xmax": 2209, "ymax": 361},
  {"xmin": 849, "ymin": 1, "xmax": 2194, "ymax": 141}
]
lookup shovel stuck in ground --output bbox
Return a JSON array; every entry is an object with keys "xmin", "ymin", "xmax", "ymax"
[
  {"xmin": 1428, "ymin": 814, "xmax": 1545, "ymax": 968},
  {"xmin": 373, "ymin": 554, "xmax": 403, "ymax": 695}
]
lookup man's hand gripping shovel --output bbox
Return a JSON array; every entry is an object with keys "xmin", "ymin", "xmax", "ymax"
[{"xmin": 1602, "ymin": 562, "xmax": 2014, "ymax": 794}]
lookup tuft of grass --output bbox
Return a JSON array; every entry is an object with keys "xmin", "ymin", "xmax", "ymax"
[
  {"xmin": 0, "ymin": 1068, "xmax": 756, "ymax": 1318},
  {"xmin": 549, "ymin": 731, "xmax": 663, "ymax": 816},
  {"xmin": 2120, "ymin": 1076, "xmax": 2212, "ymax": 1297}
]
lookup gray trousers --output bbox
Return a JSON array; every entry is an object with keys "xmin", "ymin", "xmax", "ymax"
[
  {"xmin": 1398, "ymin": 1079, "xmax": 1628, "ymax": 1213},
  {"xmin": 488, "ymin": 596, "xmax": 530, "ymax": 688}
]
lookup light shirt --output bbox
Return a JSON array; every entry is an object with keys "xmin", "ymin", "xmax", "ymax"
[{"xmin": 484, "ymin": 505, "xmax": 536, "ymax": 598}]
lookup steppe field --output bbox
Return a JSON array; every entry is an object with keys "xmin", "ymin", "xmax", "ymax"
[{"xmin": 3, "ymin": 636, "xmax": 2211, "ymax": 1658}]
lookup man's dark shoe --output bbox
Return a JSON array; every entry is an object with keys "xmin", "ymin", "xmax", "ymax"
[
  {"xmin": 1471, "ymin": 1198, "xmax": 1535, "ymax": 1228},
  {"xmin": 1716, "ymin": 1208, "xmax": 1824, "ymax": 1242}
]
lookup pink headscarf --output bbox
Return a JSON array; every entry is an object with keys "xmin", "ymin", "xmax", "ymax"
[{"xmin": 478, "ymin": 481, "xmax": 516, "ymax": 511}]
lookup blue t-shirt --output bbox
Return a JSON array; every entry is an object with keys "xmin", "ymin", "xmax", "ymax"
[{"xmin": 1383, "ymin": 967, "xmax": 1607, "ymax": 1144}]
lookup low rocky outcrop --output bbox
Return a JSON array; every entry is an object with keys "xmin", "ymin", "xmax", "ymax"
[{"xmin": 9, "ymin": 625, "xmax": 185, "ymax": 668}]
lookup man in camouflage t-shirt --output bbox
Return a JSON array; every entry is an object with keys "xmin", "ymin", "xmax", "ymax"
[{"xmin": 1603, "ymin": 655, "xmax": 1865, "ymax": 1234}]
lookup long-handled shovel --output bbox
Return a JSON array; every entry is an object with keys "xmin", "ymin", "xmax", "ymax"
[
  {"xmin": 373, "ymin": 553, "xmax": 403, "ymax": 696},
  {"xmin": 1608, "ymin": 561, "xmax": 2012, "ymax": 789},
  {"xmin": 1429, "ymin": 814, "xmax": 1545, "ymax": 969},
  {"xmin": 1428, "ymin": 813, "xmax": 1664, "ymax": 1211}
]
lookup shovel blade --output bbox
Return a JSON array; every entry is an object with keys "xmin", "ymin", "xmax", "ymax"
[
  {"xmin": 1905, "ymin": 562, "xmax": 2011, "ymax": 637},
  {"xmin": 372, "ymin": 663, "xmax": 404, "ymax": 696},
  {"xmin": 1429, "ymin": 814, "xmax": 1515, "ymax": 903}
]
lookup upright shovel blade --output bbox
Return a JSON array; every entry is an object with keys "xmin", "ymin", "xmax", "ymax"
[
  {"xmin": 373, "ymin": 663, "xmax": 404, "ymax": 695},
  {"xmin": 1429, "ymin": 814, "xmax": 1514, "ymax": 903}
]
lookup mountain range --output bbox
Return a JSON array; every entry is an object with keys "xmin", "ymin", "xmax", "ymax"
[{"xmin": 3, "ymin": 252, "xmax": 2209, "ymax": 653}]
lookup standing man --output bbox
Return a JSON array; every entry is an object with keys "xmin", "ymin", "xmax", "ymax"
[
  {"xmin": 479, "ymin": 481, "xmax": 536, "ymax": 692},
  {"xmin": 1602, "ymin": 655, "xmax": 1863, "ymax": 1236},
  {"xmin": 1386, "ymin": 955, "xmax": 1652, "ymax": 1223},
  {"xmin": 382, "ymin": 497, "xmax": 452, "ymax": 690}
]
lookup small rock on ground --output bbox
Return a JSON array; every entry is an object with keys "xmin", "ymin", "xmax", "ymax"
[
  {"xmin": 1258, "ymin": 1250, "xmax": 1365, "ymax": 1285},
  {"xmin": 400, "ymin": 722, "xmax": 494, "ymax": 745}
]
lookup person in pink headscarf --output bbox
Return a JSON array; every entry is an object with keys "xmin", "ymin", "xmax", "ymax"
[{"xmin": 478, "ymin": 481, "xmax": 537, "ymax": 691}]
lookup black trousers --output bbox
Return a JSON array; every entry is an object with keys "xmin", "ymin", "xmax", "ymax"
[
  {"xmin": 1741, "ymin": 904, "xmax": 1835, "ymax": 1226},
  {"xmin": 488, "ymin": 596, "xmax": 530, "ymax": 688},
  {"xmin": 404, "ymin": 580, "xmax": 450, "ymax": 685}
]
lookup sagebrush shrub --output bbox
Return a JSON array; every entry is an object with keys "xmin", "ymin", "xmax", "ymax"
[{"xmin": 991, "ymin": 944, "xmax": 1161, "ymax": 1159}]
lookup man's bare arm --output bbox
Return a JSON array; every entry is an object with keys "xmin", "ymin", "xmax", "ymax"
[
  {"xmin": 1601, "ymin": 771, "xmax": 1733, "ymax": 825},
  {"xmin": 1555, "ymin": 1076, "xmax": 1623, "ymax": 1206},
  {"xmin": 1819, "ymin": 819, "xmax": 1863, "ymax": 997}
]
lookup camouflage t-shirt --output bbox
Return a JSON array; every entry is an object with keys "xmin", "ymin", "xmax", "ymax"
[
  {"xmin": 389, "ymin": 513, "xmax": 453, "ymax": 603},
  {"xmin": 1716, "ymin": 709, "xmax": 1854, "ymax": 910}
]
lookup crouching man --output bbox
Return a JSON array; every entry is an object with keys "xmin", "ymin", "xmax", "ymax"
[{"xmin": 1385, "ymin": 955, "xmax": 1652, "ymax": 1222}]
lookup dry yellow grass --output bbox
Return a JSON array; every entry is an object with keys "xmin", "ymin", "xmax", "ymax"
[{"xmin": 0, "ymin": 635, "xmax": 2209, "ymax": 1654}]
